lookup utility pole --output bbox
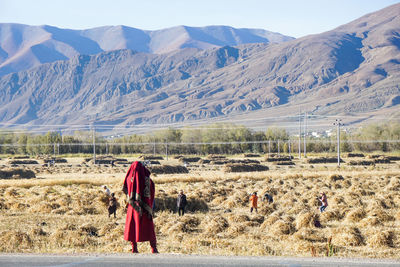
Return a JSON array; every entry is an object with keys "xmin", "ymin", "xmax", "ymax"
[
  {"xmin": 93, "ymin": 126, "xmax": 96, "ymax": 164},
  {"xmin": 153, "ymin": 139, "xmax": 156, "ymax": 156},
  {"xmin": 278, "ymin": 140, "xmax": 280, "ymax": 157},
  {"xmin": 298, "ymin": 110, "xmax": 301, "ymax": 159},
  {"xmin": 333, "ymin": 119, "xmax": 342, "ymax": 167},
  {"xmin": 268, "ymin": 140, "xmax": 271, "ymax": 157},
  {"xmin": 304, "ymin": 112, "xmax": 307, "ymax": 158},
  {"xmin": 288, "ymin": 140, "xmax": 291, "ymax": 158},
  {"xmin": 165, "ymin": 139, "xmax": 168, "ymax": 161}
]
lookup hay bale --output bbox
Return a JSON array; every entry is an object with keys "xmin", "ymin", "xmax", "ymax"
[
  {"xmin": 345, "ymin": 208, "xmax": 366, "ymax": 223},
  {"xmin": 227, "ymin": 223, "xmax": 246, "ymax": 236},
  {"xmin": 269, "ymin": 220, "xmax": 294, "ymax": 235},
  {"xmin": 262, "ymin": 214, "xmax": 280, "ymax": 227},
  {"xmin": 331, "ymin": 226, "xmax": 364, "ymax": 246},
  {"xmin": 7, "ymin": 159, "xmax": 39, "ymax": 165},
  {"xmin": 79, "ymin": 224, "xmax": 99, "ymax": 237},
  {"xmin": 235, "ymin": 159, "xmax": 260, "ymax": 164},
  {"xmin": 346, "ymin": 153, "xmax": 365, "ymax": 157},
  {"xmin": 179, "ymin": 157, "xmax": 201, "ymax": 163},
  {"xmin": 359, "ymin": 216, "xmax": 380, "ymax": 227},
  {"xmin": 43, "ymin": 158, "xmax": 68, "ymax": 163},
  {"xmin": 199, "ymin": 159, "xmax": 211, "ymax": 164},
  {"xmin": 227, "ymin": 214, "xmax": 250, "ymax": 223},
  {"xmin": 373, "ymin": 157, "xmax": 391, "ymax": 164},
  {"xmin": 99, "ymin": 222, "xmax": 118, "ymax": 236},
  {"xmin": 295, "ymin": 211, "xmax": 320, "ymax": 229},
  {"xmin": 274, "ymin": 161, "xmax": 295, "ymax": 166},
  {"xmin": 320, "ymin": 208, "xmax": 343, "ymax": 223},
  {"xmin": 149, "ymin": 160, "xmax": 161, "ymax": 165},
  {"xmin": 12, "ymin": 156, "xmax": 30, "ymax": 159},
  {"xmin": 386, "ymin": 177, "xmax": 400, "ymax": 191},
  {"xmin": 251, "ymin": 215, "xmax": 265, "ymax": 224},
  {"xmin": 293, "ymin": 228, "xmax": 326, "ymax": 243},
  {"xmin": 223, "ymin": 191, "xmax": 249, "ymax": 208},
  {"xmin": 307, "ymin": 157, "xmax": 344, "ymax": 164},
  {"xmin": 259, "ymin": 205, "xmax": 276, "ymax": 216},
  {"xmin": 366, "ymin": 154, "xmax": 384, "ymax": 159},
  {"xmin": 0, "ymin": 230, "xmax": 33, "ymax": 250},
  {"xmin": 329, "ymin": 174, "xmax": 344, "ymax": 182},
  {"xmin": 0, "ymin": 168, "xmax": 36, "ymax": 179},
  {"xmin": 265, "ymin": 156, "xmax": 293, "ymax": 162},
  {"xmin": 244, "ymin": 153, "xmax": 261, "ymax": 158},
  {"xmin": 367, "ymin": 209, "xmax": 394, "ymax": 222},
  {"xmin": 347, "ymin": 160, "xmax": 375, "ymax": 166},
  {"xmin": 223, "ymin": 163, "xmax": 269, "ymax": 172},
  {"xmin": 207, "ymin": 155, "xmax": 226, "ymax": 160},
  {"xmin": 210, "ymin": 160, "xmax": 230, "ymax": 165},
  {"xmin": 186, "ymin": 198, "xmax": 209, "ymax": 212},
  {"xmin": 149, "ymin": 165, "xmax": 189, "ymax": 174},
  {"xmin": 366, "ymin": 229, "xmax": 394, "ymax": 248},
  {"xmin": 139, "ymin": 155, "xmax": 164, "ymax": 160},
  {"xmin": 203, "ymin": 215, "xmax": 229, "ymax": 235},
  {"xmin": 169, "ymin": 215, "xmax": 201, "ymax": 233},
  {"xmin": 386, "ymin": 156, "xmax": 400, "ymax": 161}
]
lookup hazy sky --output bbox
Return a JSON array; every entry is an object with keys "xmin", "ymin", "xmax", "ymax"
[{"xmin": 1, "ymin": 0, "xmax": 399, "ymax": 38}]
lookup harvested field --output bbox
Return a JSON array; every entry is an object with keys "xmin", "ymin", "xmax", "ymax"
[{"xmin": 0, "ymin": 155, "xmax": 399, "ymax": 259}]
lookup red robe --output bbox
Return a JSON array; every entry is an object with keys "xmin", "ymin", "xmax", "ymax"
[{"xmin": 123, "ymin": 161, "xmax": 156, "ymax": 242}]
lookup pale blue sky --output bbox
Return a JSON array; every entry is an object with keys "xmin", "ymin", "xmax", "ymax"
[{"xmin": 1, "ymin": 0, "xmax": 399, "ymax": 37}]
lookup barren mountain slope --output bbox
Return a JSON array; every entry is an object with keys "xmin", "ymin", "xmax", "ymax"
[{"xmin": 0, "ymin": 4, "xmax": 399, "ymax": 130}]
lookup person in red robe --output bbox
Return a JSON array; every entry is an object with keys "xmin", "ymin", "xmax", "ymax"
[{"xmin": 123, "ymin": 161, "xmax": 158, "ymax": 253}]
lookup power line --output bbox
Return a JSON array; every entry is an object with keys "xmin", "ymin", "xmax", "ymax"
[{"xmin": 0, "ymin": 139, "xmax": 399, "ymax": 147}]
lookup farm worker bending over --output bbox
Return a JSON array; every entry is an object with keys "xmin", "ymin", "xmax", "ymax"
[
  {"xmin": 108, "ymin": 193, "xmax": 118, "ymax": 218},
  {"xmin": 318, "ymin": 192, "xmax": 328, "ymax": 213},
  {"xmin": 123, "ymin": 161, "xmax": 158, "ymax": 253},
  {"xmin": 263, "ymin": 192, "xmax": 274, "ymax": 204},
  {"xmin": 250, "ymin": 192, "xmax": 258, "ymax": 213},
  {"xmin": 103, "ymin": 185, "xmax": 111, "ymax": 196}
]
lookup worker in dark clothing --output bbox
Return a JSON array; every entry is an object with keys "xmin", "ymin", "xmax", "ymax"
[{"xmin": 177, "ymin": 190, "xmax": 187, "ymax": 216}]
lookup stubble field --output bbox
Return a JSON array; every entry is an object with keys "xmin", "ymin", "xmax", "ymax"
[{"xmin": 0, "ymin": 154, "xmax": 399, "ymax": 258}]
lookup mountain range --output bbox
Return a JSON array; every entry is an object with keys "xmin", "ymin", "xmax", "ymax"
[
  {"xmin": 0, "ymin": 24, "xmax": 293, "ymax": 77},
  {"xmin": 0, "ymin": 3, "xmax": 399, "ymax": 133}
]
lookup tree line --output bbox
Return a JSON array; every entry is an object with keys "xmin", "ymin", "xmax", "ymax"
[{"xmin": 0, "ymin": 122, "xmax": 399, "ymax": 156}]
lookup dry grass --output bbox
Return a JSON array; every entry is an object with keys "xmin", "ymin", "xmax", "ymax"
[{"xmin": 0, "ymin": 155, "xmax": 399, "ymax": 258}]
